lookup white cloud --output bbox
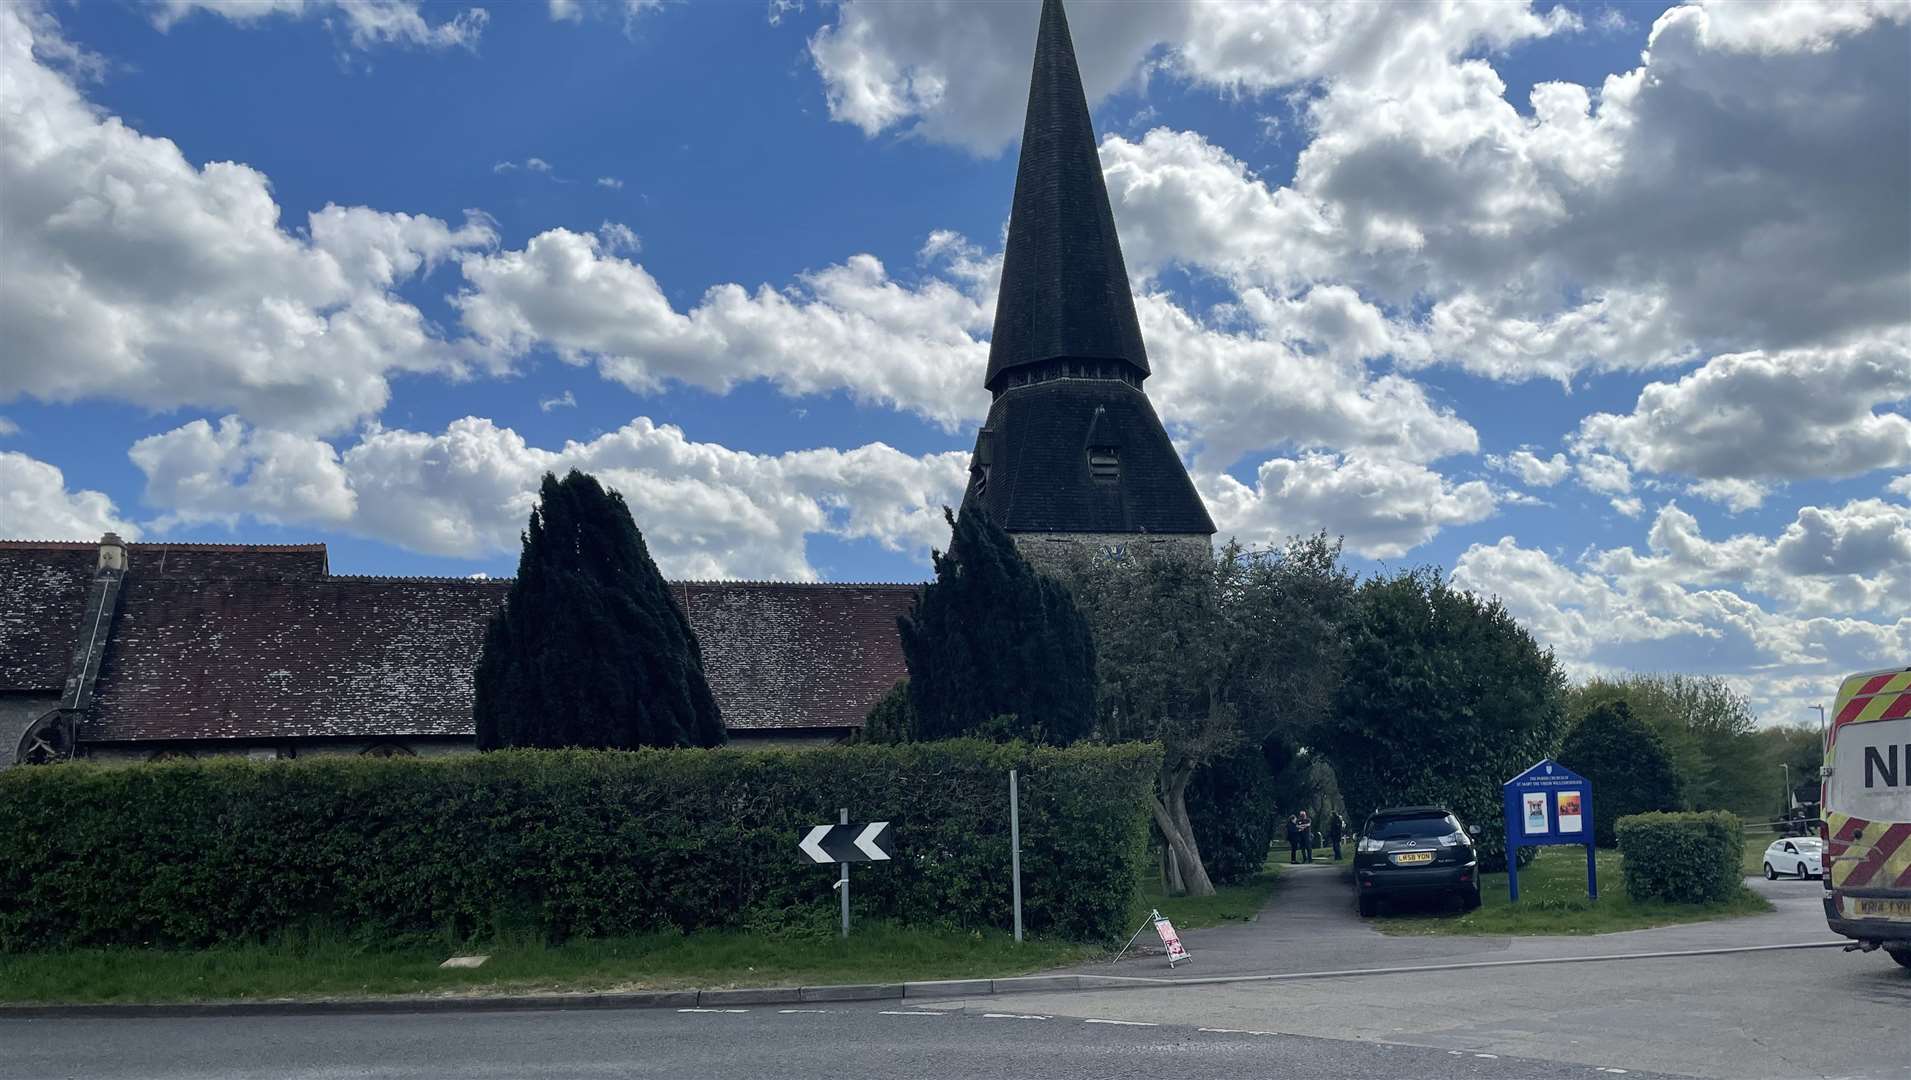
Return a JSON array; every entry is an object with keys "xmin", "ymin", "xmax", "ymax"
[
  {"xmin": 454, "ymin": 227, "xmax": 993, "ymax": 430},
  {"xmin": 1573, "ymin": 452, "xmax": 1633, "ymax": 496},
  {"xmin": 1201, "ymin": 453, "xmax": 1496, "ymax": 559},
  {"xmin": 0, "ymin": 8, "xmax": 497, "ymax": 434},
  {"xmin": 1574, "ymin": 336, "xmax": 1911, "ymax": 489},
  {"xmin": 153, "ymin": 1, "xmax": 488, "ymax": 51},
  {"xmin": 128, "ymin": 416, "xmax": 970, "ymax": 580},
  {"xmin": 595, "ymin": 176, "xmax": 624, "ymax": 189},
  {"xmin": 1454, "ymin": 497, "xmax": 1911, "ymax": 719},
  {"xmin": 1487, "ymin": 449, "xmax": 1570, "ymax": 487},
  {"xmin": 1889, "ymin": 475, "xmax": 1911, "ymax": 500},
  {"xmin": 539, "ymin": 390, "xmax": 577, "ymax": 412},
  {"xmin": 0, "ymin": 417, "xmax": 18, "ymax": 438},
  {"xmin": 0, "ymin": 451, "xmax": 139, "ymax": 541}
]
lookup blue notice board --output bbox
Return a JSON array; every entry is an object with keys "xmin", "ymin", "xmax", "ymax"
[{"xmin": 1502, "ymin": 759, "xmax": 1596, "ymax": 902}]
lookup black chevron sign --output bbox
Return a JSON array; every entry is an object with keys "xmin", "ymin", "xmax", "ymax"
[{"xmin": 798, "ymin": 822, "xmax": 894, "ymax": 864}]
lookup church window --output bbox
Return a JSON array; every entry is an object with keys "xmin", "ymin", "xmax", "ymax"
[
  {"xmin": 361, "ymin": 742, "xmax": 416, "ymax": 758},
  {"xmin": 1088, "ymin": 446, "xmax": 1119, "ymax": 481}
]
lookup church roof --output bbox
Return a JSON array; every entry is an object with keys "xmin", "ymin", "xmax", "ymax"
[
  {"xmin": 984, "ymin": 0, "xmax": 1149, "ymax": 394},
  {"xmin": 969, "ymin": 380, "xmax": 1216, "ymax": 536},
  {"xmin": 0, "ymin": 539, "xmax": 918, "ymax": 744}
]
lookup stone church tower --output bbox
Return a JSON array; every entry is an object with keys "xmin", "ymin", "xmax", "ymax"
[{"xmin": 965, "ymin": 0, "xmax": 1215, "ymax": 565}]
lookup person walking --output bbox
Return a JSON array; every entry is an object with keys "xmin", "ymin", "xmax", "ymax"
[
  {"xmin": 1327, "ymin": 812, "xmax": 1346, "ymax": 861},
  {"xmin": 1296, "ymin": 810, "xmax": 1314, "ymax": 863},
  {"xmin": 1286, "ymin": 814, "xmax": 1302, "ymax": 864}
]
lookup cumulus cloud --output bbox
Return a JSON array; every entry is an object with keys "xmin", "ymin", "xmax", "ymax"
[
  {"xmin": 1453, "ymin": 497, "xmax": 1911, "ymax": 719},
  {"xmin": 1573, "ymin": 336, "xmax": 1911, "ymax": 494},
  {"xmin": 0, "ymin": 8, "xmax": 497, "ymax": 434},
  {"xmin": 1487, "ymin": 449, "xmax": 1570, "ymax": 487},
  {"xmin": 0, "ymin": 451, "xmax": 139, "ymax": 540},
  {"xmin": 153, "ymin": 1, "xmax": 488, "ymax": 51},
  {"xmin": 1202, "ymin": 453, "xmax": 1496, "ymax": 559},
  {"xmin": 129, "ymin": 416, "xmax": 969, "ymax": 580}
]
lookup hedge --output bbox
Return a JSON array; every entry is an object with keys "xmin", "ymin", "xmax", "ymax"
[
  {"xmin": 1614, "ymin": 811, "xmax": 1743, "ymax": 904},
  {"xmin": 0, "ymin": 742, "xmax": 1160, "ymax": 952}
]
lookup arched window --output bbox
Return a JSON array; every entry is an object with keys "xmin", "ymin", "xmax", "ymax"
[
  {"xmin": 360, "ymin": 743, "xmax": 416, "ymax": 759},
  {"xmin": 147, "ymin": 748, "xmax": 196, "ymax": 763}
]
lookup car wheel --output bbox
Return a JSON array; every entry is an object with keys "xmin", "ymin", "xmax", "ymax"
[
  {"xmin": 1358, "ymin": 894, "xmax": 1379, "ymax": 918},
  {"xmin": 1797, "ymin": 863, "xmax": 1809, "ymax": 880},
  {"xmin": 1460, "ymin": 881, "xmax": 1482, "ymax": 912},
  {"xmin": 1887, "ymin": 947, "xmax": 1911, "ymax": 970},
  {"xmin": 1764, "ymin": 862, "xmax": 1777, "ymax": 880}
]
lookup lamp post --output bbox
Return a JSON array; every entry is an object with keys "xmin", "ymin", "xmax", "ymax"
[
  {"xmin": 1809, "ymin": 703, "xmax": 1827, "ymax": 749},
  {"xmin": 1781, "ymin": 763, "xmax": 1792, "ymax": 817}
]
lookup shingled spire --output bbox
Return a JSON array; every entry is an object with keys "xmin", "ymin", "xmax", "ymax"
[
  {"xmin": 965, "ymin": 0, "xmax": 1214, "ymax": 557},
  {"xmin": 985, "ymin": 0, "xmax": 1149, "ymax": 394}
]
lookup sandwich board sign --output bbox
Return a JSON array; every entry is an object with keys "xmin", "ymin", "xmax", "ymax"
[
  {"xmin": 1153, "ymin": 910, "xmax": 1191, "ymax": 968},
  {"xmin": 1502, "ymin": 759, "xmax": 1596, "ymax": 903}
]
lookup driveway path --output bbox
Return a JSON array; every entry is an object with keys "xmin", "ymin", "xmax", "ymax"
[{"xmin": 1087, "ymin": 862, "xmax": 1838, "ymax": 980}]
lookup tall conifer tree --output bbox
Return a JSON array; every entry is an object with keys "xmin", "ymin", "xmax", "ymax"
[
  {"xmin": 897, "ymin": 507, "xmax": 1096, "ymax": 745},
  {"xmin": 475, "ymin": 470, "xmax": 725, "ymax": 749}
]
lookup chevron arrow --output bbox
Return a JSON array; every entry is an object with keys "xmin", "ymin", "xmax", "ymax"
[
  {"xmin": 853, "ymin": 822, "xmax": 891, "ymax": 861},
  {"xmin": 799, "ymin": 825, "xmax": 832, "ymax": 865}
]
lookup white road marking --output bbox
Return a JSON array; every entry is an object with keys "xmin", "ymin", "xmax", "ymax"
[
  {"xmin": 1595, "ymin": 1070, "xmax": 1630, "ymax": 1075},
  {"xmin": 1084, "ymin": 1018, "xmax": 1158, "ymax": 1027},
  {"xmin": 676, "ymin": 1008, "xmax": 748, "ymax": 1014},
  {"xmin": 777, "ymin": 1009, "xmax": 832, "ymax": 1014},
  {"xmin": 878, "ymin": 1010, "xmax": 943, "ymax": 1016},
  {"xmin": 1199, "ymin": 1028, "xmax": 1249, "ymax": 1034},
  {"xmin": 981, "ymin": 1013, "xmax": 1049, "ymax": 1020},
  {"xmin": 1473, "ymin": 1053, "xmax": 1498, "ymax": 1059}
]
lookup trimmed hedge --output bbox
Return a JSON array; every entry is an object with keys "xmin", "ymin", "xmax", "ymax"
[
  {"xmin": 1186, "ymin": 746, "xmax": 1279, "ymax": 885},
  {"xmin": 1614, "ymin": 811, "xmax": 1743, "ymax": 904},
  {"xmin": 0, "ymin": 742, "xmax": 1159, "ymax": 952}
]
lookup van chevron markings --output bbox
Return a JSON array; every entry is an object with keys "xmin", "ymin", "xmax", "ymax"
[{"xmin": 798, "ymin": 822, "xmax": 893, "ymax": 864}]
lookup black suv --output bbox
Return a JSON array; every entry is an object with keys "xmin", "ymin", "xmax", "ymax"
[{"xmin": 1353, "ymin": 806, "xmax": 1482, "ymax": 917}]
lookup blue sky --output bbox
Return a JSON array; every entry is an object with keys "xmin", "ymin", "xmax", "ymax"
[{"xmin": 1, "ymin": 0, "xmax": 1906, "ymax": 722}]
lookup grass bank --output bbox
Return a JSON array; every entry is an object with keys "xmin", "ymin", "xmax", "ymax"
[
  {"xmin": 1130, "ymin": 858, "xmax": 1282, "ymax": 933},
  {"xmin": 1375, "ymin": 846, "xmax": 1771, "ymax": 937},
  {"xmin": 0, "ymin": 921, "xmax": 1098, "ymax": 1006}
]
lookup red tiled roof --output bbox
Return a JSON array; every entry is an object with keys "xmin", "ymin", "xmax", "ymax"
[
  {"xmin": 0, "ymin": 546, "xmax": 95, "ymax": 692},
  {"xmin": 673, "ymin": 581, "xmax": 918, "ymax": 731}
]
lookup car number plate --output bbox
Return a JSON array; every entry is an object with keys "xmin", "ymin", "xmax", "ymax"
[
  {"xmin": 1852, "ymin": 898, "xmax": 1911, "ymax": 919},
  {"xmin": 1392, "ymin": 851, "xmax": 1435, "ymax": 865}
]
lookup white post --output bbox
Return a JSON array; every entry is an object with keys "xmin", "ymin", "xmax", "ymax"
[
  {"xmin": 1010, "ymin": 769, "xmax": 1023, "ymax": 944},
  {"xmin": 839, "ymin": 806, "xmax": 850, "ymax": 938}
]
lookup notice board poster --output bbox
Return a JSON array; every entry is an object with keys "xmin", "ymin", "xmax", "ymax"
[
  {"xmin": 1153, "ymin": 912, "xmax": 1191, "ymax": 966},
  {"xmin": 1523, "ymin": 791, "xmax": 1550, "ymax": 835},
  {"xmin": 1556, "ymin": 791, "xmax": 1584, "ymax": 834}
]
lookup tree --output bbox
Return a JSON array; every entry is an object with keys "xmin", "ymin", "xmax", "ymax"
[
  {"xmin": 1557, "ymin": 700, "xmax": 1683, "ymax": 846},
  {"xmin": 1317, "ymin": 568, "xmax": 1567, "ymax": 870},
  {"xmin": 474, "ymin": 470, "xmax": 725, "ymax": 750},
  {"xmin": 856, "ymin": 680, "xmax": 916, "ymax": 745},
  {"xmin": 1060, "ymin": 534, "xmax": 1355, "ymax": 896},
  {"xmin": 1751, "ymin": 723, "xmax": 1824, "ymax": 819},
  {"xmin": 1567, "ymin": 674, "xmax": 1765, "ymax": 818},
  {"xmin": 897, "ymin": 508, "xmax": 1097, "ymax": 746}
]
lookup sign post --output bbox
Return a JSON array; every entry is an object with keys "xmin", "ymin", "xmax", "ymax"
[
  {"xmin": 1009, "ymin": 769, "xmax": 1024, "ymax": 944},
  {"xmin": 1503, "ymin": 759, "xmax": 1596, "ymax": 903},
  {"xmin": 797, "ymin": 814, "xmax": 895, "ymax": 937}
]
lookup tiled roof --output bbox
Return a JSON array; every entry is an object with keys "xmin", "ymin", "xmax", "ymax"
[
  {"xmin": 673, "ymin": 581, "xmax": 917, "ymax": 731},
  {"xmin": 0, "ymin": 546, "xmax": 95, "ymax": 692},
  {"xmin": 84, "ymin": 575, "xmax": 511, "ymax": 742},
  {"xmin": 985, "ymin": 0, "xmax": 1148, "ymax": 394}
]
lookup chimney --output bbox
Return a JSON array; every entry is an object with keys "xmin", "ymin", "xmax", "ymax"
[{"xmin": 98, "ymin": 532, "xmax": 128, "ymax": 574}]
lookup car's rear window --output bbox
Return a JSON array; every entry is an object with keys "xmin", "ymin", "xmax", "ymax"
[{"xmin": 1367, "ymin": 815, "xmax": 1455, "ymax": 839}]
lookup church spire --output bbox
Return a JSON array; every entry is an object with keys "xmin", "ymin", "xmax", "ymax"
[{"xmin": 983, "ymin": 0, "xmax": 1149, "ymax": 396}]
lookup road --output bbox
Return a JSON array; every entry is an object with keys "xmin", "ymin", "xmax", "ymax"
[
  {"xmin": 3, "ymin": 870, "xmax": 1904, "ymax": 1079},
  {"xmin": 0, "ymin": 1005, "xmax": 1687, "ymax": 1080}
]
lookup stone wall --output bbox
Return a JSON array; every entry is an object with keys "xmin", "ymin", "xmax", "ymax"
[{"xmin": 1011, "ymin": 531, "xmax": 1212, "ymax": 572}]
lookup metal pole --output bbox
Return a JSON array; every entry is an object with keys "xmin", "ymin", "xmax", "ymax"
[
  {"xmin": 839, "ymin": 806, "xmax": 849, "ymax": 938},
  {"xmin": 1010, "ymin": 769, "xmax": 1023, "ymax": 944},
  {"xmin": 1508, "ymin": 845, "xmax": 1520, "ymax": 903},
  {"xmin": 1811, "ymin": 704, "xmax": 1826, "ymax": 749}
]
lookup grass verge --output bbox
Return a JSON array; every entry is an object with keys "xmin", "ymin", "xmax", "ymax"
[
  {"xmin": 0, "ymin": 922, "xmax": 1096, "ymax": 1006},
  {"xmin": 1129, "ymin": 854, "xmax": 1283, "ymax": 933},
  {"xmin": 1374, "ymin": 846, "xmax": 1771, "ymax": 937}
]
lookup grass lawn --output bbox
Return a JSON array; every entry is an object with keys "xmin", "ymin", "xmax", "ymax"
[
  {"xmin": 0, "ymin": 922, "xmax": 1098, "ymax": 1006},
  {"xmin": 1374, "ymin": 846, "xmax": 1771, "ymax": 937},
  {"xmin": 1131, "ymin": 857, "xmax": 1282, "ymax": 933}
]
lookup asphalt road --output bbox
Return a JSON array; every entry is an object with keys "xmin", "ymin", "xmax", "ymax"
[{"xmin": 0, "ymin": 1004, "xmax": 1687, "ymax": 1080}]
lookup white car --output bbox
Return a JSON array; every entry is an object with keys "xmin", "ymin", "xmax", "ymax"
[{"xmin": 1763, "ymin": 837, "xmax": 1823, "ymax": 880}]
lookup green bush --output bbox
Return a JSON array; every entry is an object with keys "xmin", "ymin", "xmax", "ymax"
[
  {"xmin": 1186, "ymin": 745, "xmax": 1279, "ymax": 884},
  {"xmin": 1614, "ymin": 811, "xmax": 1743, "ymax": 904},
  {"xmin": 0, "ymin": 742, "xmax": 1158, "ymax": 952}
]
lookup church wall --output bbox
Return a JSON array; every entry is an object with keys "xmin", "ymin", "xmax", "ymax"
[{"xmin": 1012, "ymin": 532, "xmax": 1212, "ymax": 572}]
